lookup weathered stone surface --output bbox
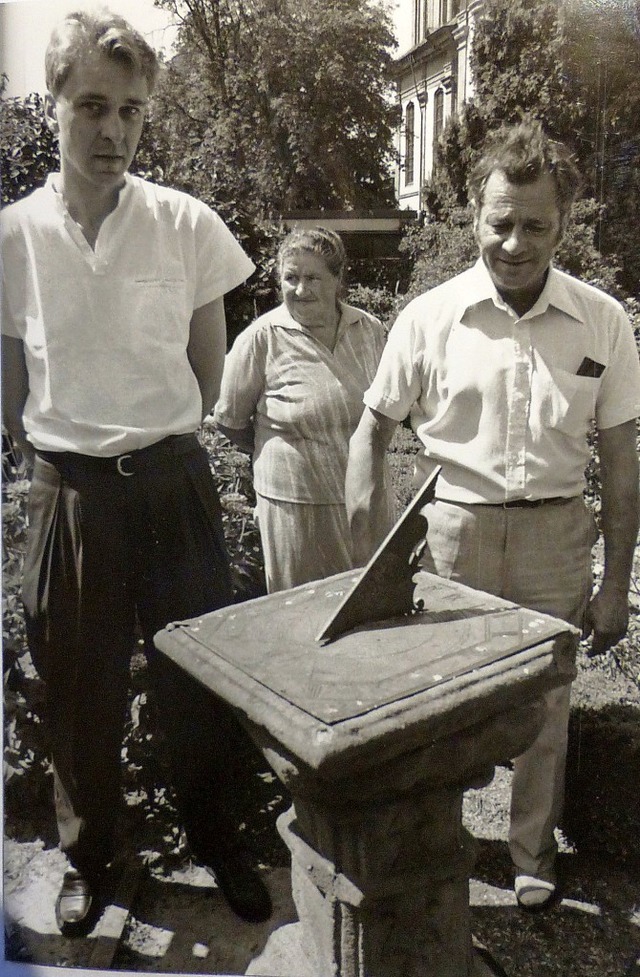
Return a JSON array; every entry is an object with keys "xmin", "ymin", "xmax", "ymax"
[{"xmin": 155, "ymin": 570, "xmax": 576, "ymax": 777}]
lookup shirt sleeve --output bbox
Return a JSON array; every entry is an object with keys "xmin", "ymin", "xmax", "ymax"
[
  {"xmin": 192, "ymin": 203, "xmax": 256, "ymax": 309},
  {"xmin": 214, "ymin": 322, "xmax": 267, "ymax": 430},
  {"xmin": 363, "ymin": 304, "xmax": 425, "ymax": 421},
  {"xmin": 596, "ymin": 305, "xmax": 640, "ymax": 429},
  {"xmin": 0, "ymin": 210, "xmax": 23, "ymax": 339}
]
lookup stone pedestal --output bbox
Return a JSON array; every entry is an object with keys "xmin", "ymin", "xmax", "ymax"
[
  {"xmin": 155, "ymin": 569, "xmax": 577, "ymax": 977},
  {"xmin": 246, "ymin": 699, "xmax": 539, "ymax": 977}
]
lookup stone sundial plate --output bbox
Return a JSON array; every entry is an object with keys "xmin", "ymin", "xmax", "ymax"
[{"xmin": 157, "ymin": 570, "xmax": 572, "ymax": 725}]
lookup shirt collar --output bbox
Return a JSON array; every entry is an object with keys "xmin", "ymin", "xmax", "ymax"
[
  {"xmin": 466, "ymin": 258, "xmax": 584, "ymax": 323},
  {"xmin": 270, "ymin": 300, "xmax": 358, "ymax": 331},
  {"xmin": 45, "ymin": 172, "xmax": 134, "ymax": 219}
]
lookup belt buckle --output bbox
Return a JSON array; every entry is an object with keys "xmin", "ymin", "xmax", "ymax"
[{"xmin": 116, "ymin": 453, "xmax": 134, "ymax": 476}]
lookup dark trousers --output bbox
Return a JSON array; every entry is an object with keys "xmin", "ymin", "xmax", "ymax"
[{"xmin": 23, "ymin": 434, "xmax": 249, "ymax": 877}]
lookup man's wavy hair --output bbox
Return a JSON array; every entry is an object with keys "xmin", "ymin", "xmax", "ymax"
[
  {"xmin": 45, "ymin": 7, "xmax": 160, "ymax": 97},
  {"xmin": 468, "ymin": 121, "xmax": 582, "ymax": 221}
]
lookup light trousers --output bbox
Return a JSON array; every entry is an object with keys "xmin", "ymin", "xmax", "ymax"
[{"xmin": 419, "ymin": 496, "xmax": 597, "ymax": 881}]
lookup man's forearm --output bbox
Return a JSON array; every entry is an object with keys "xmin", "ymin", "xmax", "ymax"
[
  {"xmin": 2, "ymin": 335, "xmax": 34, "ymax": 467},
  {"xmin": 585, "ymin": 419, "xmax": 639, "ymax": 654},
  {"xmin": 187, "ymin": 298, "xmax": 227, "ymax": 421},
  {"xmin": 345, "ymin": 408, "xmax": 398, "ymax": 565},
  {"xmin": 599, "ymin": 421, "xmax": 639, "ymax": 593}
]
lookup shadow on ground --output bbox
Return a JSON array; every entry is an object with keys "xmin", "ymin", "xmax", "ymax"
[
  {"xmin": 564, "ymin": 702, "xmax": 640, "ymax": 862},
  {"xmin": 4, "ymin": 658, "xmax": 640, "ymax": 977}
]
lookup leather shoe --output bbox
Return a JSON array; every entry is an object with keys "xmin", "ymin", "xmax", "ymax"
[
  {"xmin": 205, "ymin": 853, "xmax": 272, "ymax": 923},
  {"xmin": 55, "ymin": 869, "xmax": 101, "ymax": 937}
]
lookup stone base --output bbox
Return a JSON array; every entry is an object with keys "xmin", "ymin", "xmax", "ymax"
[
  {"xmin": 245, "ymin": 922, "xmax": 507, "ymax": 977},
  {"xmin": 244, "ymin": 922, "xmax": 314, "ymax": 977}
]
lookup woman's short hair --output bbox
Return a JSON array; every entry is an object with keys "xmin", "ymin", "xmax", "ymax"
[
  {"xmin": 468, "ymin": 121, "xmax": 582, "ymax": 220},
  {"xmin": 45, "ymin": 8, "xmax": 160, "ymax": 97},
  {"xmin": 277, "ymin": 226, "xmax": 348, "ymax": 285}
]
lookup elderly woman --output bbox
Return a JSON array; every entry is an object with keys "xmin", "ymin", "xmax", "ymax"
[{"xmin": 214, "ymin": 226, "xmax": 394, "ymax": 592}]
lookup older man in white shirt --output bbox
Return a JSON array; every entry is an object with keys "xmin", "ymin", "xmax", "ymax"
[{"xmin": 346, "ymin": 121, "xmax": 640, "ymax": 911}]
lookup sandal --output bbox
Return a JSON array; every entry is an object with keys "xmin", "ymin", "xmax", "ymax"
[{"xmin": 514, "ymin": 874, "xmax": 556, "ymax": 911}]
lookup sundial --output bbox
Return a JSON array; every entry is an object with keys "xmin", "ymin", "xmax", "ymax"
[
  {"xmin": 155, "ymin": 474, "xmax": 579, "ymax": 977},
  {"xmin": 316, "ymin": 466, "xmax": 441, "ymax": 644},
  {"xmin": 155, "ymin": 472, "xmax": 577, "ymax": 773}
]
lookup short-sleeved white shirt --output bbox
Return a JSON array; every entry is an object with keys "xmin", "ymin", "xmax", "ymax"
[
  {"xmin": 214, "ymin": 302, "xmax": 387, "ymax": 503},
  {"xmin": 365, "ymin": 259, "xmax": 640, "ymax": 504},
  {"xmin": 1, "ymin": 174, "xmax": 255, "ymax": 455}
]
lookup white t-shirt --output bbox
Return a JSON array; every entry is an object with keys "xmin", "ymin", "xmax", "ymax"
[
  {"xmin": 365, "ymin": 259, "xmax": 640, "ymax": 504},
  {"xmin": 1, "ymin": 173, "xmax": 255, "ymax": 455}
]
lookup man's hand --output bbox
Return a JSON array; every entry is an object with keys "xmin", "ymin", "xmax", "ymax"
[{"xmin": 582, "ymin": 581, "xmax": 630, "ymax": 656}]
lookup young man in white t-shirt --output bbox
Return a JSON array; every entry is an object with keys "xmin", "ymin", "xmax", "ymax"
[{"xmin": 1, "ymin": 8, "xmax": 271, "ymax": 934}]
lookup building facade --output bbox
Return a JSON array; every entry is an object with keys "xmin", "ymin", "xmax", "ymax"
[{"xmin": 392, "ymin": 0, "xmax": 484, "ymax": 211}]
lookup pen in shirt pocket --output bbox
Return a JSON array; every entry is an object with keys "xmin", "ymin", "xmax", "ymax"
[{"xmin": 576, "ymin": 356, "xmax": 606, "ymax": 378}]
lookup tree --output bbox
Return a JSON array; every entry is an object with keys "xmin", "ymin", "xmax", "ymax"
[
  {"xmin": 149, "ymin": 0, "xmax": 399, "ymax": 217},
  {"xmin": 136, "ymin": 0, "xmax": 401, "ymax": 330},
  {"xmin": 562, "ymin": 0, "xmax": 640, "ymax": 295},
  {"xmin": 412, "ymin": 0, "xmax": 639, "ymax": 299}
]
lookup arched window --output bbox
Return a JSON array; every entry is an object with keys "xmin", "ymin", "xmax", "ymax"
[
  {"xmin": 405, "ymin": 102, "xmax": 415, "ymax": 185},
  {"xmin": 433, "ymin": 89, "xmax": 444, "ymax": 163}
]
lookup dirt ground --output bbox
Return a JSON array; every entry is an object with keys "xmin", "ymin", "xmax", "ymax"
[
  {"xmin": 3, "ymin": 529, "xmax": 640, "ymax": 977},
  {"xmin": 3, "ymin": 634, "xmax": 639, "ymax": 977}
]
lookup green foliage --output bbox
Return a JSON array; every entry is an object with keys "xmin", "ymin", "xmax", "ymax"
[
  {"xmin": 398, "ymin": 209, "xmax": 477, "ymax": 306},
  {"xmin": 562, "ymin": 0, "xmax": 640, "ymax": 296},
  {"xmin": 421, "ymin": 0, "xmax": 640, "ymax": 299},
  {"xmin": 150, "ymin": 0, "xmax": 398, "ymax": 217},
  {"xmin": 141, "ymin": 0, "xmax": 401, "ymax": 334},
  {"xmin": 346, "ymin": 283, "xmax": 399, "ymax": 326},
  {"xmin": 2, "ymin": 471, "xmax": 50, "ymax": 804},
  {"xmin": 555, "ymin": 199, "xmax": 623, "ymax": 297},
  {"xmin": 0, "ymin": 90, "xmax": 59, "ymax": 205},
  {"xmin": 471, "ymin": 0, "xmax": 585, "ymax": 139}
]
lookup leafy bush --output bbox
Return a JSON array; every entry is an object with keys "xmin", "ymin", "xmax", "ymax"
[
  {"xmin": 346, "ymin": 283, "xmax": 399, "ymax": 325},
  {"xmin": 0, "ymin": 91, "xmax": 59, "ymax": 205},
  {"xmin": 2, "ymin": 466, "xmax": 51, "ymax": 817},
  {"xmin": 555, "ymin": 200, "xmax": 623, "ymax": 298},
  {"xmin": 398, "ymin": 212, "xmax": 477, "ymax": 307}
]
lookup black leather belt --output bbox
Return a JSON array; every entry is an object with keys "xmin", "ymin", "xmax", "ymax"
[
  {"xmin": 36, "ymin": 433, "xmax": 198, "ymax": 477},
  {"xmin": 487, "ymin": 497, "xmax": 573, "ymax": 509}
]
